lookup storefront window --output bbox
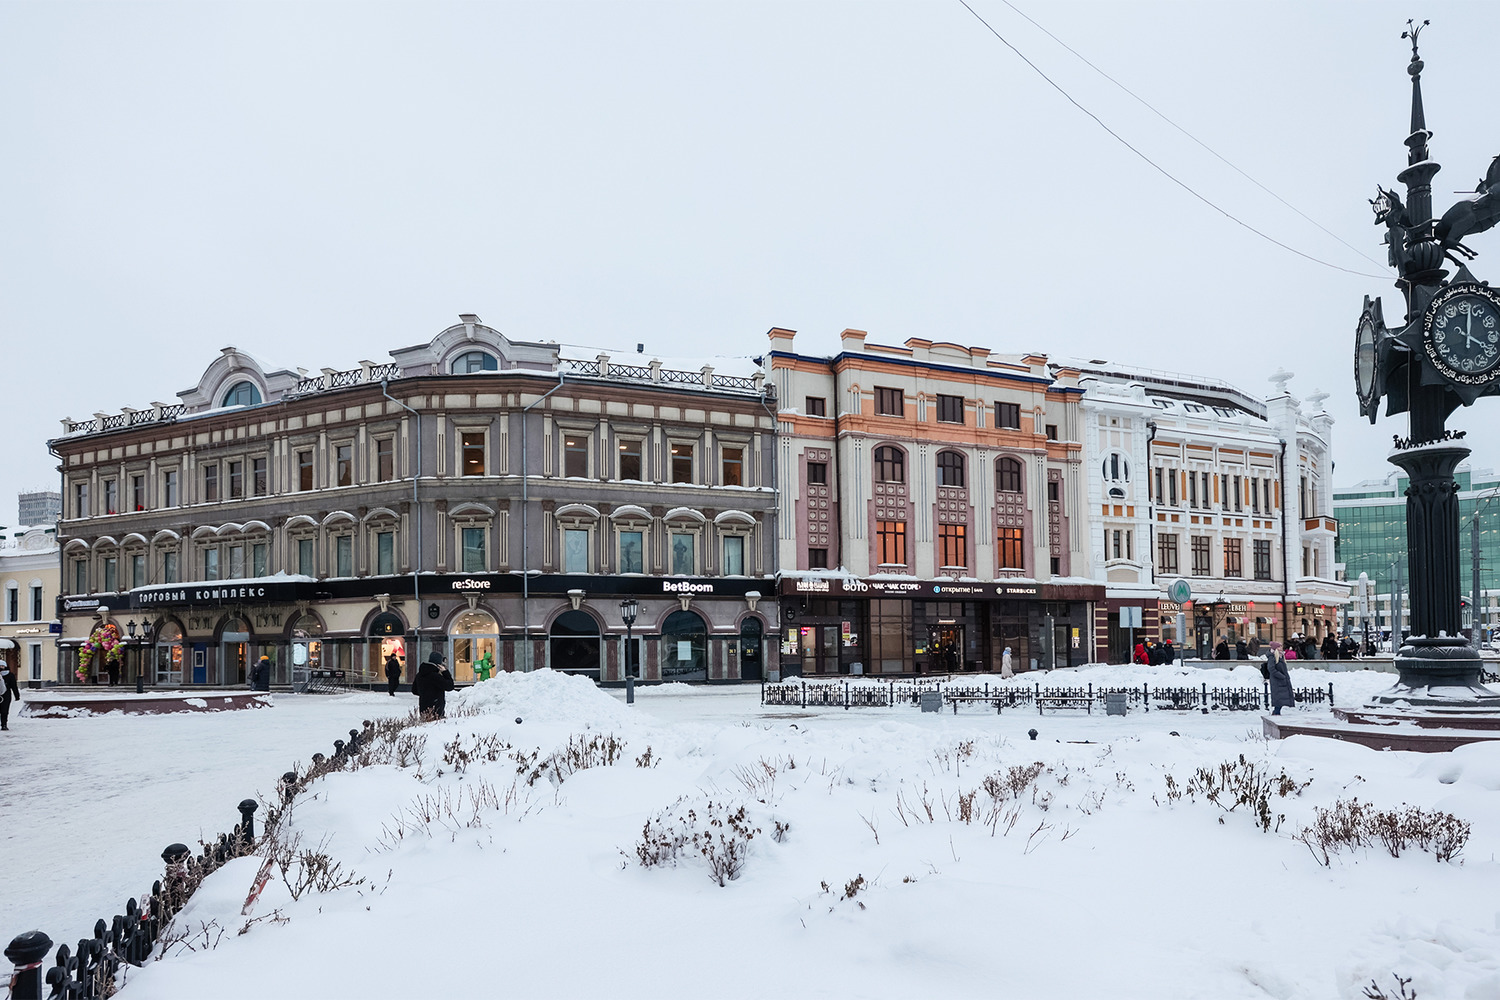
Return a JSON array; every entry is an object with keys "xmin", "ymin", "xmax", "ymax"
[
  {"xmin": 450, "ymin": 609, "xmax": 499, "ymax": 685},
  {"xmin": 549, "ymin": 610, "xmax": 600, "ymax": 678},
  {"xmin": 661, "ymin": 610, "xmax": 707, "ymax": 682},
  {"xmin": 154, "ymin": 621, "xmax": 183, "ymax": 685},
  {"xmin": 291, "ymin": 615, "xmax": 324, "ymax": 689}
]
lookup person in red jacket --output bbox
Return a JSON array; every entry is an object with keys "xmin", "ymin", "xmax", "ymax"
[{"xmin": 1133, "ymin": 641, "xmax": 1148, "ymax": 665}]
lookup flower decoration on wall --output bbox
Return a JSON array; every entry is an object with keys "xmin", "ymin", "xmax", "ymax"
[{"xmin": 77, "ymin": 621, "xmax": 122, "ymax": 681}]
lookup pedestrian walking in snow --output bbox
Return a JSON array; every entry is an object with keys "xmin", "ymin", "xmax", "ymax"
[
  {"xmin": 0, "ymin": 660, "xmax": 19, "ymax": 730},
  {"xmin": 413, "ymin": 650, "xmax": 454, "ymax": 718},
  {"xmin": 1214, "ymin": 637, "xmax": 1230, "ymax": 661},
  {"xmin": 1266, "ymin": 642, "xmax": 1294, "ymax": 715},
  {"xmin": 252, "ymin": 655, "xmax": 273, "ymax": 692},
  {"xmin": 1001, "ymin": 646, "xmax": 1014, "ymax": 679},
  {"xmin": 1162, "ymin": 640, "xmax": 1176, "ymax": 665},
  {"xmin": 385, "ymin": 654, "xmax": 402, "ymax": 697}
]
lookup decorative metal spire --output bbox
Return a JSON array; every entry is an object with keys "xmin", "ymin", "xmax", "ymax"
[
  {"xmin": 1402, "ymin": 19, "xmax": 1430, "ymax": 155},
  {"xmin": 1394, "ymin": 18, "xmax": 1444, "ymax": 290}
]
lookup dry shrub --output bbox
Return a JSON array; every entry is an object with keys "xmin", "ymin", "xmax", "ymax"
[
  {"xmin": 1297, "ymin": 799, "xmax": 1470, "ymax": 867},
  {"xmin": 633, "ymin": 798, "xmax": 761, "ymax": 886}
]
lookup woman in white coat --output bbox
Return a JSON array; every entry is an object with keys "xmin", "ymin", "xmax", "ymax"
[{"xmin": 1000, "ymin": 646, "xmax": 1014, "ymax": 679}]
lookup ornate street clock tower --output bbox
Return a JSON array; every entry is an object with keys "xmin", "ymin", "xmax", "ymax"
[{"xmin": 1357, "ymin": 21, "xmax": 1500, "ymax": 706}]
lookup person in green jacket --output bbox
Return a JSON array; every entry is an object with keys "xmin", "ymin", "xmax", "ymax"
[{"xmin": 475, "ymin": 650, "xmax": 495, "ymax": 682}]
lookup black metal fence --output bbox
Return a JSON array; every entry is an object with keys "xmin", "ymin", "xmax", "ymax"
[
  {"xmin": 5, "ymin": 727, "xmax": 367, "ymax": 999},
  {"xmin": 760, "ymin": 679, "xmax": 1335, "ymax": 714}
]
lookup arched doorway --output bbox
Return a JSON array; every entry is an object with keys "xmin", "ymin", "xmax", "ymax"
[
  {"xmin": 220, "ymin": 617, "xmax": 251, "ymax": 685},
  {"xmin": 549, "ymin": 610, "xmax": 601, "ymax": 680},
  {"xmin": 738, "ymin": 617, "xmax": 764, "ymax": 681},
  {"xmin": 154, "ymin": 621, "xmax": 184, "ymax": 685},
  {"xmin": 661, "ymin": 609, "xmax": 707, "ymax": 682},
  {"xmin": 450, "ymin": 609, "xmax": 499, "ymax": 684}
]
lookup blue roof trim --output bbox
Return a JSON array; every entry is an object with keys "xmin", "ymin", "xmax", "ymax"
[{"xmin": 768, "ymin": 350, "xmax": 1060, "ymax": 388}]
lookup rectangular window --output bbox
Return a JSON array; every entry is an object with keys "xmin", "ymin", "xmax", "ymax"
[
  {"xmin": 132, "ymin": 475, "xmax": 145, "ymax": 511},
  {"xmin": 252, "ymin": 543, "xmax": 268, "ymax": 577},
  {"xmin": 807, "ymin": 547, "xmax": 828, "ymax": 569},
  {"xmin": 1223, "ymin": 539, "xmax": 1243, "ymax": 578},
  {"xmin": 1253, "ymin": 539, "xmax": 1272, "ymax": 581},
  {"xmin": 162, "ymin": 550, "xmax": 178, "ymax": 584},
  {"xmin": 1126, "ymin": 529, "xmax": 1133, "ymax": 560},
  {"xmin": 1191, "ymin": 536, "xmax": 1211, "ymax": 576},
  {"xmin": 29, "ymin": 642, "xmax": 41, "ymax": 682},
  {"xmin": 336, "ymin": 444, "xmax": 354, "ymax": 486},
  {"xmin": 936, "ymin": 394, "xmax": 964, "ymax": 424},
  {"xmin": 336, "ymin": 535, "xmax": 352, "ymax": 577},
  {"xmin": 805, "ymin": 396, "xmax": 826, "ymax": 417},
  {"xmin": 297, "ymin": 538, "xmax": 315, "ymax": 576},
  {"xmin": 938, "ymin": 524, "xmax": 967, "ymax": 568},
  {"xmin": 564, "ymin": 436, "xmax": 588, "ymax": 478},
  {"xmin": 563, "ymin": 529, "xmax": 589, "ymax": 573},
  {"xmin": 723, "ymin": 535, "xmax": 745, "ymax": 576},
  {"xmin": 204, "ymin": 547, "xmax": 220, "ymax": 581},
  {"xmin": 461, "ymin": 527, "xmax": 485, "ymax": 572},
  {"xmin": 298, "ymin": 451, "xmax": 314, "ymax": 491},
  {"xmin": 375, "ymin": 533, "xmax": 393, "ymax": 576},
  {"xmin": 31, "ymin": 584, "xmax": 43, "ymax": 620},
  {"xmin": 6, "ymin": 588, "xmax": 16, "ymax": 622},
  {"xmin": 204, "ymin": 464, "xmax": 219, "ymax": 502},
  {"xmin": 1168, "ymin": 469, "xmax": 1178, "ymax": 507},
  {"xmin": 1188, "ymin": 472, "xmax": 1198, "ymax": 508},
  {"xmin": 228, "ymin": 544, "xmax": 245, "ymax": 579},
  {"xmin": 619, "ymin": 530, "xmax": 644, "ymax": 574},
  {"xmin": 1250, "ymin": 479, "xmax": 1260, "ymax": 514},
  {"xmin": 376, "ymin": 439, "xmax": 394, "ymax": 482},
  {"xmin": 875, "ymin": 386, "xmax": 904, "ymax": 417},
  {"xmin": 1045, "ymin": 424, "xmax": 1058, "ymax": 441},
  {"xmin": 75, "ymin": 482, "xmax": 89, "ymax": 518},
  {"xmin": 1233, "ymin": 475, "xmax": 1243, "ymax": 512},
  {"xmin": 252, "ymin": 458, "xmax": 268, "ymax": 496},
  {"xmin": 1302, "ymin": 545, "xmax": 1310, "ymax": 577},
  {"xmin": 670, "ymin": 444, "xmax": 693, "ymax": 484},
  {"xmin": 877, "ymin": 521, "xmax": 907, "ymax": 565},
  {"xmin": 74, "ymin": 559, "xmax": 87, "ymax": 595},
  {"xmin": 229, "ymin": 461, "xmax": 244, "ymax": 499},
  {"xmin": 618, "ymin": 440, "xmax": 643, "ymax": 481},
  {"xmin": 807, "ymin": 461, "xmax": 827, "ymax": 485},
  {"xmin": 103, "ymin": 557, "xmax": 119, "ymax": 592},
  {"xmin": 670, "ymin": 533, "xmax": 695, "ymax": 575},
  {"xmin": 721, "ymin": 447, "xmax": 743, "ymax": 486},
  {"xmin": 1157, "ymin": 533, "xmax": 1179, "ymax": 574},
  {"xmin": 1111, "ymin": 529, "xmax": 1122, "ymax": 560},
  {"xmin": 1300, "ymin": 476, "xmax": 1309, "ymax": 515},
  {"xmin": 1153, "ymin": 468, "xmax": 1163, "ymax": 504},
  {"xmin": 994, "ymin": 401, "xmax": 1021, "ymax": 429},
  {"xmin": 1202, "ymin": 472, "xmax": 1211, "ymax": 509},
  {"xmin": 461, "ymin": 434, "xmax": 485, "ymax": 477},
  {"xmin": 1047, "ymin": 480, "xmax": 1060, "ymax": 502},
  {"xmin": 998, "ymin": 526, "xmax": 1024, "ymax": 569},
  {"xmin": 104, "ymin": 479, "xmax": 118, "ymax": 515}
]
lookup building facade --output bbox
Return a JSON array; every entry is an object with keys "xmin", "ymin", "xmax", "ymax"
[
  {"xmin": 0, "ymin": 526, "xmax": 59, "ymax": 685},
  {"xmin": 52, "ymin": 316, "xmax": 779, "ymax": 687},
  {"xmin": 18, "ymin": 491, "xmax": 61, "ymax": 526},
  {"xmin": 1334, "ymin": 465, "xmax": 1500, "ymax": 643},
  {"xmin": 1077, "ymin": 365, "xmax": 1349, "ymax": 661},
  {"xmin": 769, "ymin": 328, "xmax": 1101, "ymax": 676}
]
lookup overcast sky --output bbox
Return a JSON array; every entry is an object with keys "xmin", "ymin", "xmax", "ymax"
[{"xmin": 4, "ymin": 1, "xmax": 1498, "ymax": 518}]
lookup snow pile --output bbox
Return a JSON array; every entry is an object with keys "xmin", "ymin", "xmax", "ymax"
[{"xmin": 450, "ymin": 668, "xmax": 636, "ymax": 728}]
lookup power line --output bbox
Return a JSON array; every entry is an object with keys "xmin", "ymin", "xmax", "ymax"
[
  {"xmin": 956, "ymin": 0, "xmax": 1392, "ymax": 281},
  {"xmin": 998, "ymin": 0, "xmax": 1393, "ymax": 274}
]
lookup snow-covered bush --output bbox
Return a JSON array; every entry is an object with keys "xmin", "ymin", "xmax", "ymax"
[
  {"xmin": 1297, "ymin": 799, "xmax": 1470, "ymax": 866},
  {"xmin": 634, "ymin": 798, "xmax": 761, "ymax": 886}
]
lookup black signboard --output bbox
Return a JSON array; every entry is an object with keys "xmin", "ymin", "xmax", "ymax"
[
  {"xmin": 128, "ymin": 580, "xmax": 318, "ymax": 609},
  {"xmin": 368, "ymin": 612, "xmax": 406, "ymax": 636},
  {"xmin": 779, "ymin": 577, "xmax": 1042, "ymax": 599}
]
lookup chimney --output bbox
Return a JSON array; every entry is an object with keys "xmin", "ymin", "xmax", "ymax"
[{"xmin": 839, "ymin": 329, "xmax": 868, "ymax": 353}]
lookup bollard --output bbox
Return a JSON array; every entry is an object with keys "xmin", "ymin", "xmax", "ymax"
[
  {"xmin": 6, "ymin": 931, "xmax": 53, "ymax": 1000},
  {"xmin": 238, "ymin": 799, "xmax": 259, "ymax": 847},
  {"xmin": 281, "ymin": 771, "xmax": 298, "ymax": 805},
  {"xmin": 333, "ymin": 739, "xmax": 345, "ymax": 757},
  {"xmin": 1028, "ymin": 728, "xmax": 1038, "ymax": 741},
  {"xmin": 348, "ymin": 728, "xmax": 361, "ymax": 753}
]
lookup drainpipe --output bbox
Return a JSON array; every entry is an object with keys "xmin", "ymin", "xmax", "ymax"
[
  {"xmin": 381, "ymin": 382, "xmax": 422, "ymax": 663},
  {"xmin": 1278, "ymin": 438, "xmax": 1290, "ymax": 646},
  {"xmin": 1145, "ymin": 420, "xmax": 1157, "ymax": 587},
  {"xmin": 521, "ymin": 374, "xmax": 567, "ymax": 672}
]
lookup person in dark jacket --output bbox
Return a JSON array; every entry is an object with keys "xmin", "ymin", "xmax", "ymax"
[
  {"xmin": 252, "ymin": 655, "xmax": 272, "ymax": 692},
  {"xmin": 385, "ymin": 654, "xmax": 402, "ymax": 697},
  {"xmin": 0, "ymin": 659, "xmax": 20, "ymax": 730},
  {"xmin": 1321, "ymin": 634, "xmax": 1339, "ymax": 661},
  {"xmin": 1234, "ymin": 638, "xmax": 1248, "ymax": 660},
  {"xmin": 1214, "ymin": 637, "xmax": 1230, "ymax": 661},
  {"xmin": 413, "ymin": 651, "xmax": 454, "ymax": 718},
  {"xmin": 1162, "ymin": 640, "xmax": 1176, "ymax": 665},
  {"xmin": 1266, "ymin": 641, "xmax": 1294, "ymax": 715}
]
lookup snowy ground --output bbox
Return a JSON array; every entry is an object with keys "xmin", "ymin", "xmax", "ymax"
[{"xmin": 9, "ymin": 664, "xmax": 1477, "ymax": 1000}]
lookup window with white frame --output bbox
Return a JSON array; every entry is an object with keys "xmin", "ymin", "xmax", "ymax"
[
  {"xmin": 335, "ymin": 535, "xmax": 353, "ymax": 577},
  {"xmin": 618, "ymin": 527, "xmax": 645, "ymax": 574},
  {"xmin": 375, "ymin": 531, "xmax": 395, "ymax": 576},
  {"xmin": 562, "ymin": 528, "xmax": 590, "ymax": 573},
  {"xmin": 563, "ymin": 435, "xmax": 589, "ymax": 478},
  {"xmin": 461, "ymin": 527, "xmax": 486, "ymax": 572},
  {"xmin": 4, "ymin": 585, "xmax": 16, "ymax": 622},
  {"xmin": 670, "ymin": 532, "xmax": 696, "ymax": 575},
  {"xmin": 722, "ymin": 535, "xmax": 745, "ymax": 576}
]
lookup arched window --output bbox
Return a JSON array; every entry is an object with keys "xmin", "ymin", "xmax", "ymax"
[
  {"xmin": 221, "ymin": 381, "xmax": 262, "ymax": 407},
  {"xmin": 996, "ymin": 457, "xmax": 1023, "ymax": 493},
  {"xmin": 937, "ymin": 451, "xmax": 966, "ymax": 488},
  {"xmin": 873, "ymin": 446, "xmax": 905, "ymax": 484},
  {"xmin": 451, "ymin": 351, "xmax": 499, "ymax": 374},
  {"xmin": 549, "ymin": 610, "xmax": 601, "ymax": 678}
]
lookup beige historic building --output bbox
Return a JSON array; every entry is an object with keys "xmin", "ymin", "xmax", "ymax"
[{"xmin": 0, "ymin": 525, "xmax": 59, "ymax": 685}]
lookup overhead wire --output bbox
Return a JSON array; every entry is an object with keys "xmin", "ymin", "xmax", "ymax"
[
  {"xmin": 998, "ymin": 0, "xmax": 1393, "ymax": 274},
  {"xmin": 956, "ymin": 0, "xmax": 1392, "ymax": 281}
]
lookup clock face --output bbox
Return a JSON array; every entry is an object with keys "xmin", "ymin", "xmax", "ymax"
[
  {"xmin": 1355, "ymin": 315, "xmax": 1377, "ymax": 404},
  {"xmin": 1425, "ymin": 284, "xmax": 1500, "ymax": 384}
]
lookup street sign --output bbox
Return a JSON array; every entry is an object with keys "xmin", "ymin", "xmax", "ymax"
[
  {"xmin": 1168, "ymin": 579, "xmax": 1192, "ymax": 604},
  {"xmin": 1119, "ymin": 606, "xmax": 1143, "ymax": 628}
]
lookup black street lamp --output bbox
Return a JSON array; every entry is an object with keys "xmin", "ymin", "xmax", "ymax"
[
  {"xmin": 125, "ymin": 619, "xmax": 144, "ymax": 693},
  {"xmin": 619, "ymin": 599, "xmax": 638, "ymax": 705}
]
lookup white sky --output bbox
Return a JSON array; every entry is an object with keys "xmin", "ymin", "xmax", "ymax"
[{"xmin": 4, "ymin": 1, "xmax": 1499, "ymax": 515}]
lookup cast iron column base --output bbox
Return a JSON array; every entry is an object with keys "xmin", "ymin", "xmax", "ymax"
[{"xmin": 1367, "ymin": 635, "xmax": 1500, "ymax": 709}]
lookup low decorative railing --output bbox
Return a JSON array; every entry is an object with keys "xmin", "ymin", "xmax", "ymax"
[{"xmin": 760, "ymin": 678, "xmax": 1335, "ymax": 714}]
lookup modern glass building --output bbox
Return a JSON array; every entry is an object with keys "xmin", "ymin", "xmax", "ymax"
[{"xmin": 1334, "ymin": 466, "xmax": 1500, "ymax": 640}]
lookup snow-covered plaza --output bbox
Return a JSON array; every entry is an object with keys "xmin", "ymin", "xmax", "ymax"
[{"xmin": 7, "ymin": 665, "xmax": 1500, "ymax": 999}]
